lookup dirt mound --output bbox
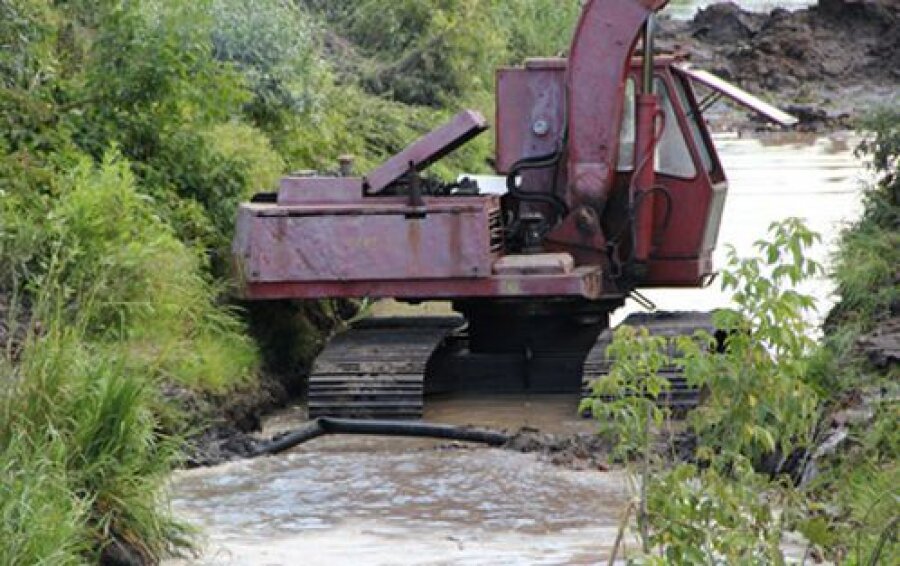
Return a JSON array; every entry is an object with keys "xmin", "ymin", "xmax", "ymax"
[
  {"xmin": 690, "ymin": 3, "xmax": 767, "ymax": 43},
  {"xmin": 505, "ymin": 427, "xmax": 612, "ymax": 471},
  {"xmin": 660, "ymin": 0, "xmax": 900, "ymax": 125},
  {"xmin": 856, "ymin": 316, "xmax": 900, "ymax": 370}
]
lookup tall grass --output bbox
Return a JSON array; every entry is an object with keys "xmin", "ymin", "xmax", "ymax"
[
  {"xmin": 0, "ymin": 301, "xmax": 192, "ymax": 564},
  {"xmin": 49, "ymin": 152, "xmax": 258, "ymax": 392},
  {"xmin": 830, "ymin": 108, "xmax": 900, "ymax": 331},
  {"xmin": 0, "ymin": 153, "xmax": 260, "ymax": 562}
]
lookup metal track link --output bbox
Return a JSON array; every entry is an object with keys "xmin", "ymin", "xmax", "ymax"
[
  {"xmin": 308, "ymin": 316, "xmax": 462, "ymax": 419},
  {"xmin": 582, "ymin": 312, "xmax": 716, "ymax": 414}
]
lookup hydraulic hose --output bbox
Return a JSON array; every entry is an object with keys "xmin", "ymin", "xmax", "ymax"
[
  {"xmin": 505, "ymin": 150, "xmax": 570, "ymax": 221},
  {"xmin": 252, "ymin": 417, "xmax": 510, "ymax": 457}
]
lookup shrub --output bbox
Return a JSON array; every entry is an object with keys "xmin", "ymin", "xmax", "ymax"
[
  {"xmin": 303, "ymin": 0, "xmax": 507, "ymax": 106},
  {"xmin": 681, "ymin": 218, "xmax": 823, "ymax": 463},
  {"xmin": 49, "ymin": 152, "xmax": 257, "ymax": 392},
  {"xmin": 211, "ymin": 0, "xmax": 327, "ymax": 132},
  {"xmin": 0, "ymin": 319, "xmax": 190, "ymax": 564},
  {"xmin": 583, "ymin": 219, "xmax": 824, "ymax": 562},
  {"xmin": 202, "ymin": 122, "xmax": 285, "ymax": 193}
]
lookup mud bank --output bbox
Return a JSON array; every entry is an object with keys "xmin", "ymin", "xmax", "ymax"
[
  {"xmin": 173, "ymin": 377, "xmax": 290, "ymax": 468},
  {"xmin": 180, "ymin": 300, "xmax": 350, "ymax": 467},
  {"xmin": 185, "ymin": 403, "xmax": 614, "ymax": 471},
  {"xmin": 660, "ymin": 0, "xmax": 899, "ymax": 128}
]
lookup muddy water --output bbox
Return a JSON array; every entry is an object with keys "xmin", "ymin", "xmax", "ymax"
[
  {"xmin": 167, "ymin": 397, "xmax": 622, "ymax": 565},
  {"xmin": 167, "ymin": 134, "xmax": 865, "ymax": 564}
]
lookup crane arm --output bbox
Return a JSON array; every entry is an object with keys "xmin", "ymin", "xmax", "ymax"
[{"xmin": 565, "ymin": 0, "xmax": 668, "ymax": 212}]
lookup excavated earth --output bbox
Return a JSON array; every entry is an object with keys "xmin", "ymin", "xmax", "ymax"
[{"xmin": 658, "ymin": 0, "xmax": 899, "ymax": 129}]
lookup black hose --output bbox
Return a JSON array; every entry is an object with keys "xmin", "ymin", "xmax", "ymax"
[
  {"xmin": 506, "ymin": 151, "xmax": 570, "ymax": 221},
  {"xmin": 252, "ymin": 418, "xmax": 510, "ymax": 457}
]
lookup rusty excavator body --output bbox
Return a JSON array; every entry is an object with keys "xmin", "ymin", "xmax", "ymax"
[{"xmin": 233, "ymin": 0, "xmax": 797, "ymax": 419}]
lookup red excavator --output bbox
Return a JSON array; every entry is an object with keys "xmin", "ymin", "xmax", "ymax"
[{"xmin": 233, "ymin": 0, "xmax": 796, "ymax": 419}]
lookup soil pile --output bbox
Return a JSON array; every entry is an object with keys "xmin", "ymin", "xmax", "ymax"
[
  {"xmin": 660, "ymin": 0, "xmax": 900, "ymax": 126},
  {"xmin": 505, "ymin": 427, "xmax": 613, "ymax": 470}
]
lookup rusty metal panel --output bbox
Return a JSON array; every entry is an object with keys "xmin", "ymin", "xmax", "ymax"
[
  {"xmin": 240, "ymin": 266, "xmax": 603, "ymax": 301},
  {"xmin": 495, "ymin": 66, "xmax": 566, "ymax": 174},
  {"xmin": 365, "ymin": 110, "xmax": 489, "ymax": 194},
  {"xmin": 236, "ymin": 197, "xmax": 499, "ymax": 283},
  {"xmin": 278, "ymin": 177, "xmax": 363, "ymax": 205},
  {"xmin": 493, "ymin": 253, "xmax": 574, "ymax": 276}
]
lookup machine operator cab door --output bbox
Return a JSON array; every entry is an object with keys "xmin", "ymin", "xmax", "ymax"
[
  {"xmin": 612, "ymin": 61, "xmax": 797, "ymax": 287},
  {"xmin": 495, "ymin": 57, "xmax": 796, "ymax": 288}
]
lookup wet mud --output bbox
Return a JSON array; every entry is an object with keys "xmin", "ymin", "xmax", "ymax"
[{"xmin": 660, "ymin": 0, "xmax": 900, "ymax": 128}]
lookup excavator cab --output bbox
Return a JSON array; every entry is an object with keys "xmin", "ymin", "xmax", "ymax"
[{"xmin": 495, "ymin": 54, "xmax": 794, "ymax": 290}]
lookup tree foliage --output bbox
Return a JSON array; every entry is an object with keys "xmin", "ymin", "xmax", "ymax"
[
  {"xmin": 302, "ymin": 0, "xmax": 581, "ymax": 107},
  {"xmin": 584, "ymin": 219, "xmax": 825, "ymax": 563}
]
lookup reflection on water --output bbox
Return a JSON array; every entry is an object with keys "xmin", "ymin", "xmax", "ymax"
[{"xmin": 168, "ymin": 134, "xmax": 865, "ymax": 564}]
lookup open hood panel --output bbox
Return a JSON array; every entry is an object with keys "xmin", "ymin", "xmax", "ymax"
[{"xmin": 674, "ymin": 63, "xmax": 799, "ymax": 127}]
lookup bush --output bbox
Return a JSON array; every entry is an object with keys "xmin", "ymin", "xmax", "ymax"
[
  {"xmin": 302, "ymin": 0, "xmax": 582, "ymax": 107},
  {"xmin": 211, "ymin": 0, "xmax": 326, "ymax": 132},
  {"xmin": 830, "ymin": 108, "xmax": 900, "ymax": 329},
  {"xmin": 49, "ymin": 152, "xmax": 257, "ymax": 392},
  {"xmin": 583, "ymin": 219, "xmax": 824, "ymax": 561},
  {"xmin": 0, "ymin": 317, "xmax": 190, "ymax": 564}
]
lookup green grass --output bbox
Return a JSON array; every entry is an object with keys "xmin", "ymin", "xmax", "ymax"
[
  {"xmin": 813, "ymin": 108, "xmax": 900, "ymax": 563},
  {"xmin": 830, "ymin": 108, "xmax": 900, "ymax": 330},
  {"xmin": 49, "ymin": 153, "xmax": 258, "ymax": 393},
  {"xmin": 0, "ymin": 153, "xmax": 255, "ymax": 562},
  {"xmin": 1, "ymin": 312, "xmax": 192, "ymax": 564},
  {"xmin": 831, "ymin": 203, "xmax": 899, "ymax": 329}
]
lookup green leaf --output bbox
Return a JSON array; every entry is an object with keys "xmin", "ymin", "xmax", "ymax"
[{"xmin": 797, "ymin": 517, "xmax": 833, "ymax": 547}]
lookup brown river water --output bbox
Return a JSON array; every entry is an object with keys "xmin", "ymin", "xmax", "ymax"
[{"xmin": 166, "ymin": 133, "xmax": 865, "ymax": 564}]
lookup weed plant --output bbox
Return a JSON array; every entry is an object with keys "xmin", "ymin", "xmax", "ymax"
[
  {"xmin": 0, "ymin": 293, "xmax": 192, "ymax": 564},
  {"xmin": 583, "ymin": 111, "xmax": 900, "ymax": 563}
]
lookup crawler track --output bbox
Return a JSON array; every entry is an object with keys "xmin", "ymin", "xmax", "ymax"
[
  {"xmin": 308, "ymin": 317, "xmax": 462, "ymax": 419},
  {"xmin": 582, "ymin": 311, "xmax": 717, "ymax": 413},
  {"xmin": 309, "ymin": 311, "xmax": 716, "ymax": 419}
]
